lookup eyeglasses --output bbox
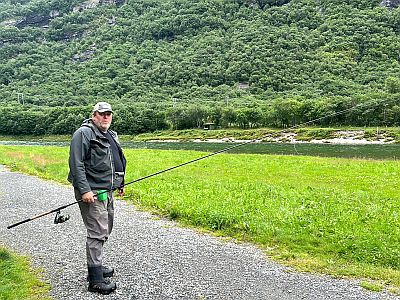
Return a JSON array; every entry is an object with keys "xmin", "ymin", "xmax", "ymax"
[{"xmin": 98, "ymin": 111, "xmax": 112, "ymax": 117}]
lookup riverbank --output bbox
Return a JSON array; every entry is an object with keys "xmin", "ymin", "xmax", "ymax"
[
  {"xmin": 1, "ymin": 127, "xmax": 399, "ymax": 145},
  {"xmin": 187, "ymin": 130, "xmax": 394, "ymax": 145},
  {"xmin": 125, "ymin": 127, "xmax": 400, "ymax": 144}
]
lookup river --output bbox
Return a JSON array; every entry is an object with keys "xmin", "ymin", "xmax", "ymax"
[{"xmin": 0, "ymin": 140, "xmax": 399, "ymax": 160}]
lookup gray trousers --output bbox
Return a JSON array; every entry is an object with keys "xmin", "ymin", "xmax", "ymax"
[
  {"xmin": 75, "ymin": 189, "xmax": 114, "ymax": 267},
  {"xmin": 76, "ymin": 188, "xmax": 114, "ymax": 267},
  {"xmin": 75, "ymin": 176, "xmax": 123, "ymax": 267}
]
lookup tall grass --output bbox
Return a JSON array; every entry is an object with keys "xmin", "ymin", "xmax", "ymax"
[{"xmin": 0, "ymin": 145, "xmax": 399, "ymax": 288}]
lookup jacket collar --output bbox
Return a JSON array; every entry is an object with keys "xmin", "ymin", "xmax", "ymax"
[
  {"xmin": 81, "ymin": 119, "xmax": 118, "ymax": 142},
  {"xmin": 81, "ymin": 119, "xmax": 107, "ymax": 139}
]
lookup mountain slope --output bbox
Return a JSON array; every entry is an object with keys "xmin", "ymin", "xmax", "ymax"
[{"xmin": 1, "ymin": 0, "xmax": 400, "ymax": 134}]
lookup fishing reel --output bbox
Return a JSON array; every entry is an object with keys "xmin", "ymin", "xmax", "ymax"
[{"xmin": 54, "ymin": 210, "xmax": 70, "ymax": 224}]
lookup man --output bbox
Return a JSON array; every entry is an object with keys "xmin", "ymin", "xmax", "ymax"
[{"xmin": 68, "ymin": 102, "xmax": 126, "ymax": 295}]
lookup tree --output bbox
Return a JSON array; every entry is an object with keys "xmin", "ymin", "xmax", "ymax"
[
  {"xmin": 385, "ymin": 76, "xmax": 400, "ymax": 94},
  {"xmin": 272, "ymin": 99, "xmax": 303, "ymax": 127}
]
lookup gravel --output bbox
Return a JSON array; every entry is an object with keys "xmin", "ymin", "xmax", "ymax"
[{"xmin": 0, "ymin": 164, "xmax": 398, "ymax": 300}]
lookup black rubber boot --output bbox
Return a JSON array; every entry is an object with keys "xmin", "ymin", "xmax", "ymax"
[
  {"xmin": 86, "ymin": 265, "xmax": 114, "ymax": 281},
  {"xmin": 88, "ymin": 266, "xmax": 117, "ymax": 295},
  {"xmin": 102, "ymin": 265, "xmax": 114, "ymax": 278}
]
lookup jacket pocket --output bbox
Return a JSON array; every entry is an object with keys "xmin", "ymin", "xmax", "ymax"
[{"xmin": 89, "ymin": 139, "xmax": 110, "ymax": 172}]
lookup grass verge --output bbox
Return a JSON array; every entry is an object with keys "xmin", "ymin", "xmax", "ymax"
[{"xmin": 0, "ymin": 246, "xmax": 51, "ymax": 300}]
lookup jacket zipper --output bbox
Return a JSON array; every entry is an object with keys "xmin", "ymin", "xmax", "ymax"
[{"xmin": 110, "ymin": 147, "xmax": 114, "ymax": 190}]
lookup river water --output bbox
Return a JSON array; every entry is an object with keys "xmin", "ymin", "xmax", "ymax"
[{"xmin": 0, "ymin": 140, "xmax": 399, "ymax": 160}]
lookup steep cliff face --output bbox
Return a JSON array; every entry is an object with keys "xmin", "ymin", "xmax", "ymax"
[
  {"xmin": 16, "ymin": 10, "xmax": 60, "ymax": 29},
  {"xmin": 73, "ymin": 0, "xmax": 101, "ymax": 12},
  {"xmin": 380, "ymin": 0, "xmax": 400, "ymax": 8},
  {"xmin": 73, "ymin": 0, "xmax": 124, "ymax": 12},
  {"xmin": 11, "ymin": 0, "xmax": 125, "ymax": 29}
]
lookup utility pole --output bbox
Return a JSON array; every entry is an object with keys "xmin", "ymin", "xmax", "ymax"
[
  {"xmin": 383, "ymin": 103, "xmax": 387, "ymax": 125},
  {"xmin": 172, "ymin": 97, "xmax": 178, "ymax": 107},
  {"xmin": 17, "ymin": 92, "xmax": 24, "ymax": 105}
]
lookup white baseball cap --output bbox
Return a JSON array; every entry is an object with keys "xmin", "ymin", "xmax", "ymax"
[{"xmin": 93, "ymin": 102, "xmax": 113, "ymax": 113}]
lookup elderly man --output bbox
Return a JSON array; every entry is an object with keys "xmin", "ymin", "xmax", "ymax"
[{"xmin": 68, "ymin": 102, "xmax": 126, "ymax": 295}]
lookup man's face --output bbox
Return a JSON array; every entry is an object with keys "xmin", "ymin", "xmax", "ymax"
[{"xmin": 92, "ymin": 111, "xmax": 112, "ymax": 132}]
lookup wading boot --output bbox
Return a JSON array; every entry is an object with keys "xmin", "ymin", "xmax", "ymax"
[
  {"xmin": 86, "ymin": 265, "xmax": 114, "ymax": 281},
  {"xmin": 88, "ymin": 266, "xmax": 117, "ymax": 295},
  {"xmin": 102, "ymin": 265, "xmax": 114, "ymax": 278}
]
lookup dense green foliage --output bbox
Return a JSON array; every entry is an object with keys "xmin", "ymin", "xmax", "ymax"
[{"xmin": 1, "ymin": 0, "xmax": 400, "ymax": 134}]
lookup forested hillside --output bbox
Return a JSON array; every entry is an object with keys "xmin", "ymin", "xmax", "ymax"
[{"xmin": 1, "ymin": 0, "xmax": 400, "ymax": 135}]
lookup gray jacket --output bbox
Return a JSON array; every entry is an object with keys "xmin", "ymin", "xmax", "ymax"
[{"xmin": 68, "ymin": 119, "xmax": 126, "ymax": 195}]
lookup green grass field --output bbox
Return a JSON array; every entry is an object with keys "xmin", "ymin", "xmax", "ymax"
[{"xmin": 0, "ymin": 145, "xmax": 399, "ymax": 293}]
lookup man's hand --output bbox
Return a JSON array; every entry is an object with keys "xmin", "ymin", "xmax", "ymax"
[
  {"xmin": 118, "ymin": 187, "xmax": 125, "ymax": 197},
  {"xmin": 82, "ymin": 191, "xmax": 95, "ymax": 203}
]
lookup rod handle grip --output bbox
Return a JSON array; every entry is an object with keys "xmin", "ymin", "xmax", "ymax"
[
  {"xmin": 7, "ymin": 218, "xmax": 32, "ymax": 229},
  {"xmin": 7, "ymin": 210, "xmax": 52, "ymax": 229}
]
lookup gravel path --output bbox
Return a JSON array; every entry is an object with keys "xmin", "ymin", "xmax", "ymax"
[{"xmin": 0, "ymin": 165, "xmax": 397, "ymax": 300}]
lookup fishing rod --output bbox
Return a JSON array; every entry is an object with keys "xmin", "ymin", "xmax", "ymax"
[
  {"xmin": 6, "ymin": 190, "xmax": 111, "ymax": 229},
  {"xmin": 6, "ymin": 98, "xmax": 392, "ymax": 229}
]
